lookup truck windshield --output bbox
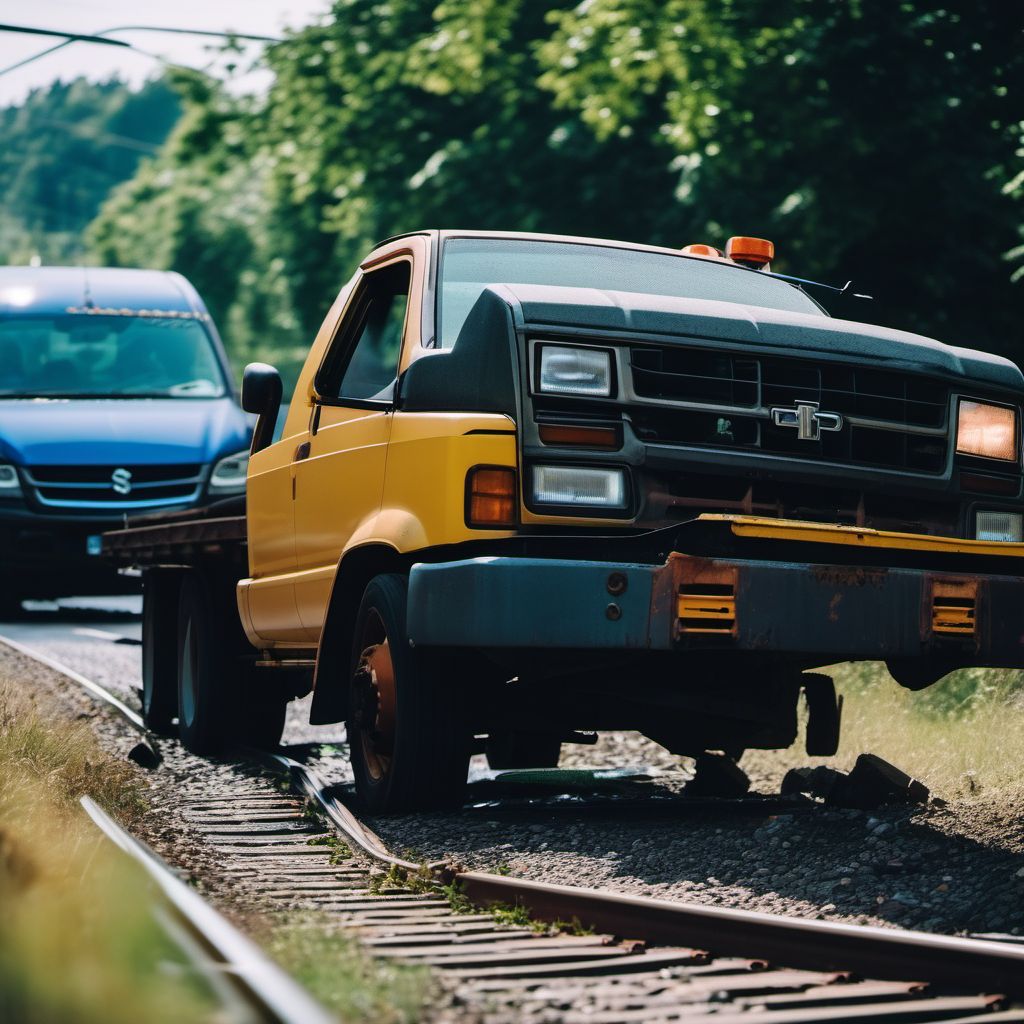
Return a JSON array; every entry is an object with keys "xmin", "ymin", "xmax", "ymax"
[
  {"xmin": 0, "ymin": 315, "xmax": 227, "ymax": 398},
  {"xmin": 438, "ymin": 237, "xmax": 825, "ymax": 347}
]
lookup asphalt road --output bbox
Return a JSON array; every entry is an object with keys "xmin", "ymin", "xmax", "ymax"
[{"xmin": 0, "ymin": 595, "xmax": 343, "ymax": 745}]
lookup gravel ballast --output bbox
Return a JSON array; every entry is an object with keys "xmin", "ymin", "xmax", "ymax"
[{"xmin": 4, "ymin": 618, "xmax": 1023, "ymax": 940}]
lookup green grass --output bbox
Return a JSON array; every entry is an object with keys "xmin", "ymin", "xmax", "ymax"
[
  {"xmin": 766, "ymin": 664, "xmax": 1024, "ymax": 798},
  {"xmin": 265, "ymin": 914, "xmax": 430, "ymax": 1022},
  {"xmin": 0, "ymin": 682, "xmax": 219, "ymax": 1023},
  {"xmin": 306, "ymin": 832, "xmax": 354, "ymax": 863}
]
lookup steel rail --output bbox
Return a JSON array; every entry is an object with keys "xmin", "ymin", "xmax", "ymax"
[
  {"xmin": 8, "ymin": 634, "xmax": 1023, "ymax": 1003},
  {"xmin": 255, "ymin": 752, "xmax": 1024, "ymax": 998},
  {"xmin": 81, "ymin": 797, "xmax": 334, "ymax": 1024},
  {"xmin": 456, "ymin": 872, "xmax": 1024, "ymax": 998},
  {"xmin": 0, "ymin": 632, "xmax": 159, "ymax": 754}
]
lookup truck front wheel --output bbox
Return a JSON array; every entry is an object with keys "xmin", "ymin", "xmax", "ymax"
[{"xmin": 348, "ymin": 574, "xmax": 470, "ymax": 813}]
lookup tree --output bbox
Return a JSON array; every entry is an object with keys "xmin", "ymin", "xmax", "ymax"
[
  {"xmin": 0, "ymin": 77, "xmax": 179, "ymax": 264},
  {"xmin": 86, "ymin": 0, "xmax": 1024, "ymax": 382}
]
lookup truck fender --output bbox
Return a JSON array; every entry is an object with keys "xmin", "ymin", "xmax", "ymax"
[{"xmin": 309, "ymin": 543, "xmax": 406, "ymax": 725}]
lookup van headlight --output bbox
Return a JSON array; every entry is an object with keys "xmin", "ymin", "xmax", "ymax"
[
  {"xmin": 532, "ymin": 465, "xmax": 627, "ymax": 508},
  {"xmin": 209, "ymin": 450, "xmax": 249, "ymax": 493},
  {"xmin": 956, "ymin": 400, "xmax": 1017, "ymax": 462},
  {"xmin": 0, "ymin": 463, "xmax": 22, "ymax": 498},
  {"xmin": 538, "ymin": 345, "xmax": 613, "ymax": 397}
]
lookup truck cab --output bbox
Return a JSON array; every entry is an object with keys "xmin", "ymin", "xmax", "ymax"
[
  {"xmin": 106, "ymin": 230, "xmax": 1024, "ymax": 813},
  {"xmin": 0, "ymin": 267, "xmax": 251, "ymax": 609}
]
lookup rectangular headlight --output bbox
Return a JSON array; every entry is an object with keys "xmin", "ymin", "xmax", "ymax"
[
  {"xmin": 956, "ymin": 400, "xmax": 1017, "ymax": 462},
  {"xmin": 975, "ymin": 510, "xmax": 1023, "ymax": 543},
  {"xmin": 532, "ymin": 465, "xmax": 627, "ymax": 508},
  {"xmin": 538, "ymin": 345, "xmax": 612, "ymax": 397}
]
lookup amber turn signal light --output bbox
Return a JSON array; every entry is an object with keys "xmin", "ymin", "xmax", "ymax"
[
  {"xmin": 538, "ymin": 423, "xmax": 620, "ymax": 449},
  {"xmin": 467, "ymin": 466, "xmax": 517, "ymax": 528},
  {"xmin": 726, "ymin": 236, "xmax": 774, "ymax": 269}
]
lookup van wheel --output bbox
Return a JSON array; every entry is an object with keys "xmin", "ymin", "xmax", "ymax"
[
  {"xmin": 486, "ymin": 733, "xmax": 562, "ymax": 770},
  {"xmin": 348, "ymin": 574, "xmax": 470, "ymax": 813},
  {"xmin": 141, "ymin": 571, "xmax": 180, "ymax": 736},
  {"xmin": 176, "ymin": 571, "xmax": 232, "ymax": 755}
]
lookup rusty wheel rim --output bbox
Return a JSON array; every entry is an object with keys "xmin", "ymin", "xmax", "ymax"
[{"xmin": 353, "ymin": 609, "xmax": 397, "ymax": 782}]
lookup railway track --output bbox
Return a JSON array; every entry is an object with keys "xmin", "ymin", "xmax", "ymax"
[{"xmin": 6, "ymin": 632, "xmax": 1024, "ymax": 1023}]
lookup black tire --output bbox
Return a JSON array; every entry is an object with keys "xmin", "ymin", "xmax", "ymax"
[
  {"xmin": 176, "ymin": 571, "xmax": 233, "ymax": 755},
  {"xmin": 804, "ymin": 673, "xmax": 842, "ymax": 757},
  {"xmin": 0, "ymin": 590, "xmax": 23, "ymax": 619},
  {"xmin": 141, "ymin": 571, "xmax": 180, "ymax": 736},
  {"xmin": 486, "ymin": 732, "xmax": 562, "ymax": 770},
  {"xmin": 348, "ymin": 573, "xmax": 470, "ymax": 813}
]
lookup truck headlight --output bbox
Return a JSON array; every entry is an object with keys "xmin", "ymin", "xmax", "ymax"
[
  {"xmin": 209, "ymin": 450, "xmax": 249, "ymax": 493},
  {"xmin": 538, "ymin": 345, "xmax": 613, "ymax": 397},
  {"xmin": 956, "ymin": 400, "xmax": 1017, "ymax": 462},
  {"xmin": 975, "ymin": 510, "xmax": 1023, "ymax": 543},
  {"xmin": 0, "ymin": 463, "xmax": 22, "ymax": 498},
  {"xmin": 532, "ymin": 465, "xmax": 627, "ymax": 508}
]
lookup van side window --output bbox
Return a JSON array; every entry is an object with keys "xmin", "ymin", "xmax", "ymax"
[{"xmin": 317, "ymin": 261, "xmax": 410, "ymax": 403}]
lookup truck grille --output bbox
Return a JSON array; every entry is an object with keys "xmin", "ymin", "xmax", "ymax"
[
  {"xmin": 24, "ymin": 464, "xmax": 203, "ymax": 510},
  {"xmin": 630, "ymin": 346, "xmax": 950, "ymax": 473}
]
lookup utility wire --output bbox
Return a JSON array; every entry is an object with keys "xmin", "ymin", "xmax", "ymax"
[
  {"xmin": 0, "ymin": 23, "xmax": 131, "ymax": 48},
  {"xmin": 0, "ymin": 22, "xmax": 282, "ymax": 78}
]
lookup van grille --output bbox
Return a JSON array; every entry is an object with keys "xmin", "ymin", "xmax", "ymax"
[{"xmin": 24, "ymin": 464, "xmax": 203, "ymax": 511}]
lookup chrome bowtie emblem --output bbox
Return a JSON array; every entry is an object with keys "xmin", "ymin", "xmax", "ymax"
[
  {"xmin": 771, "ymin": 401, "xmax": 843, "ymax": 441},
  {"xmin": 111, "ymin": 467, "xmax": 133, "ymax": 495}
]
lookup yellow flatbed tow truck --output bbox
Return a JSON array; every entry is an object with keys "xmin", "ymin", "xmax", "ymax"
[{"xmin": 105, "ymin": 230, "xmax": 1024, "ymax": 812}]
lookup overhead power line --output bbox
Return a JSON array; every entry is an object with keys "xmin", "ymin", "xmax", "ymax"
[
  {"xmin": 0, "ymin": 23, "xmax": 131, "ymax": 48},
  {"xmin": 0, "ymin": 22, "xmax": 283, "ymax": 79}
]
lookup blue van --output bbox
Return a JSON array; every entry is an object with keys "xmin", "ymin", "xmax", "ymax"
[{"xmin": 0, "ymin": 267, "xmax": 252, "ymax": 609}]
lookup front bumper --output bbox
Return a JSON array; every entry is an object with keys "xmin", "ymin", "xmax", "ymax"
[{"xmin": 407, "ymin": 549, "xmax": 1024, "ymax": 666}]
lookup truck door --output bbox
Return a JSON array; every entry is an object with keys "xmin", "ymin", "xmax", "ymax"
[{"xmin": 291, "ymin": 257, "xmax": 411, "ymax": 637}]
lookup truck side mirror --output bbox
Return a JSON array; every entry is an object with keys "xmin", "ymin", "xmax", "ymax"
[{"xmin": 242, "ymin": 362, "xmax": 282, "ymax": 454}]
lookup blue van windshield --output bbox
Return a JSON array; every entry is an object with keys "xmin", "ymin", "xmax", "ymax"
[{"xmin": 0, "ymin": 314, "xmax": 227, "ymax": 398}]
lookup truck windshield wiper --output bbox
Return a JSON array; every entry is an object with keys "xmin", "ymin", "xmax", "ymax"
[{"xmin": 763, "ymin": 269, "xmax": 874, "ymax": 300}]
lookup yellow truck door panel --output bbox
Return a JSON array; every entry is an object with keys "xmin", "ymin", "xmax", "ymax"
[
  {"xmin": 292, "ymin": 405, "xmax": 391, "ymax": 634},
  {"xmin": 242, "ymin": 440, "xmax": 303, "ymax": 643}
]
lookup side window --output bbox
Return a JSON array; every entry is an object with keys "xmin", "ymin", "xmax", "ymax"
[{"xmin": 318, "ymin": 261, "xmax": 410, "ymax": 402}]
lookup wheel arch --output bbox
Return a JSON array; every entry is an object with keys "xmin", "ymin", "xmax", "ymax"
[{"xmin": 309, "ymin": 542, "xmax": 410, "ymax": 725}]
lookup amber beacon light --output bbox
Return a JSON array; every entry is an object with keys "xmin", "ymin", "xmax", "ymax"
[
  {"xmin": 726, "ymin": 236, "xmax": 774, "ymax": 270},
  {"xmin": 467, "ymin": 466, "xmax": 517, "ymax": 527}
]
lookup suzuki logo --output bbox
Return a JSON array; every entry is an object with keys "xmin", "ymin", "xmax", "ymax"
[
  {"xmin": 771, "ymin": 401, "xmax": 843, "ymax": 441},
  {"xmin": 111, "ymin": 468, "xmax": 133, "ymax": 495}
]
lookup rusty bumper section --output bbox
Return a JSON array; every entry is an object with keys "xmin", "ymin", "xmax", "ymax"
[
  {"xmin": 667, "ymin": 554, "xmax": 1021, "ymax": 663},
  {"xmin": 406, "ymin": 552, "xmax": 1024, "ymax": 666}
]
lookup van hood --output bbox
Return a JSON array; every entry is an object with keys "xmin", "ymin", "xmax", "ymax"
[{"xmin": 0, "ymin": 396, "xmax": 252, "ymax": 466}]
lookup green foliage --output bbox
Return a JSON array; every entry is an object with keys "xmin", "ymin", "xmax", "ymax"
[
  {"xmin": 0, "ymin": 683, "xmax": 217, "ymax": 1023},
  {"xmin": 83, "ymin": 1, "xmax": 1022, "ymax": 390},
  {"xmin": 265, "ymin": 913, "xmax": 430, "ymax": 1023},
  {"xmin": 0, "ymin": 77, "xmax": 179, "ymax": 266},
  {"xmin": 305, "ymin": 833, "xmax": 353, "ymax": 863}
]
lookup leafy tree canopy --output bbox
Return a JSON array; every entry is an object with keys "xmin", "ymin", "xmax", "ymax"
[
  {"xmin": 0, "ymin": 77, "xmax": 179, "ymax": 265},
  {"xmin": 87, "ymin": 0, "xmax": 1023, "ymax": 388}
]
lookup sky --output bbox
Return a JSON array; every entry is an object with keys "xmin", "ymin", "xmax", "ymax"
[{"xmin": 0, "ymin": 0, "xmax": 331, "ymax": 106}]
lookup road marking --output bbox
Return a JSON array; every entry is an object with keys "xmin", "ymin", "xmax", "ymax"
[{"xmin": 72, "ymin": 627, "xmax": 141, "ymax": 645}]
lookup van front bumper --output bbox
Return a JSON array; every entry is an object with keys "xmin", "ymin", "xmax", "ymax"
[{"xmin": 407, "ymin": 551, "xmax": 1024, "ymax": 666}]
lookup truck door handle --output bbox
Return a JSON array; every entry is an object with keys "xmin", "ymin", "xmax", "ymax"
[{"xmin": 294, "ymin": 441, "xmax": 311, "ymax": 462}]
